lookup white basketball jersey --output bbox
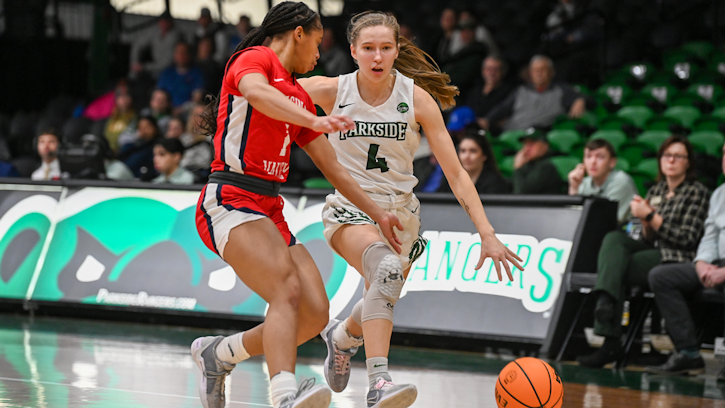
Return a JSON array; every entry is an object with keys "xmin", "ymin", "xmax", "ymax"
[{"xmin": 329, "ymin": 70, "xmax": 421, "ymax": 196}]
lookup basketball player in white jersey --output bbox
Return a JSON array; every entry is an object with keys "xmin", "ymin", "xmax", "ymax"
[{"xmin": 300, "ymin": 11, "xmax": 524, "ymax": 408}]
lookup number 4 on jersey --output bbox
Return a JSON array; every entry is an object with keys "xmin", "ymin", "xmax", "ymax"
[{"xmin": 366, "ymin": 144, "xmax": 389, "ymax": 172}]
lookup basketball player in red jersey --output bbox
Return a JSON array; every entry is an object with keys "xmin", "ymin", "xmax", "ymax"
[{"xmin": 191, "ymin": 3, "xmax": 404, "ymax": 408}]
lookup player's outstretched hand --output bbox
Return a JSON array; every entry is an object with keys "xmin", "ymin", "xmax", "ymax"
[
  {"xmin": 311, "ymin": 115, "xmax": 356, "ymax": 134},
  {"xmin": 375, "ymin": 211, "xmax": 404, "ymax": 254},
  {"xmin": 476, "ymin": 233, "xmax": 524, "ymax": 282}
]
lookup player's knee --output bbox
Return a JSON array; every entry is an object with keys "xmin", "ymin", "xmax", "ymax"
[
  {"xmin": 361, "ymin": 245, "xmax": 404, "ymax": 323},
  {"xmin": 274, "ymin": 268, "xmax": 302, "ymax": 309}
]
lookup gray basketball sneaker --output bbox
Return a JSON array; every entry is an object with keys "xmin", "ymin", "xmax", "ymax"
[
  {"xmin": 191, "ymin": 336, "xmax": 235, "ymax": 408},
  {"xmin": 366, "ymin": 377, "xmax": 417, "ymax": 408},
  {"xmin": 278, "ymin": 378, "xmax": 332, "ymax": 408},
  {"xmin": 321, "ymin": 319, "xmax": 359, "ymax": 392}
]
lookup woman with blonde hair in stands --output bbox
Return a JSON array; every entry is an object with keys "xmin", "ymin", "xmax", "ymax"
[{"xmin": 300, "ymin": 11, "xmax": 523, "ymax": 408}]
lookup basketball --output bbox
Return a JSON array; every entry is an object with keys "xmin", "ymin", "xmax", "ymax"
[{"xmin": 495, "ymin": 357, "xmax": 564, "ymax": 408}]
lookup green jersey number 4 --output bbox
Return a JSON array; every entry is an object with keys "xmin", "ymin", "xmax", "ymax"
[{"xmin": 366, "ymin": 144, "xmax": 389, "ymax": 172}]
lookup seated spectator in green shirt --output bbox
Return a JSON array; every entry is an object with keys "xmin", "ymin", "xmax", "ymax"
[
  {"xmin": 512, "ymin": 128, "xmax": 562, "ymax": 194},
  {"xmin": 151, "ymin": 138, "xmax": 195, "ymax": 185},
  {"xmin": 568, "ymin": 139, "xmax": 638, "ymax": 223}
]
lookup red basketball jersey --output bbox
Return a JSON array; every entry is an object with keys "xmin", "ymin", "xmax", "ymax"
[{"xmin": 211, "ymin": 46, "xmax": 321, "ymax": 182}]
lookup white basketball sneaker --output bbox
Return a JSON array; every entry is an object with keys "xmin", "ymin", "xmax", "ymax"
[{"xmin": 366, "ymin": 377, "xmax": 417, "ymax": 408}]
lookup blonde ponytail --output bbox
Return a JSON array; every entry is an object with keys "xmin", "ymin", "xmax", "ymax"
[
  {"xmin": 347, "ymin": 11, "xmax": 459, "ymax": 111},
  {"xmin": 394, "ymin": 37, "xmax": 459, "ymax": 110}
]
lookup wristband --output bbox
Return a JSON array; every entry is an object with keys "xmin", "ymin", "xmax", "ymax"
[{"xmin": 645, "ymin": 210, "xmax": 656, "ymax": 222}]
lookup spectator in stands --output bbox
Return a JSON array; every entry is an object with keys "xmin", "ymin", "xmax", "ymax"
[
  {"xmin": 229, "ymin": 15, "xmax": 252, "ymax": 54},
  {"xmin": 480, "ymin": 55, "xmax": 594, "ymax": 132},
  {"xmin": 104, "ymin": 91, "xmax": 137, "ymax": 153},
  {"xmin": 438, "ymin": 128, "xmax": 511, "ymax": 194},
  {"xmin": 319, "ymin": 27, "xmax": 353, "ymax": 76},
  {"xmin": 138, "ymin": 88, "xmax": 172, "ymax": 137},
  {"xmin": 31, "ymin": 130, "xmax": 61, "ymax": 181},
  {"xmin": 157, "ymin": 41, "xmax": 205, "ymax": 109},
  {"xmin": 129, "ymin": 12, "xmax": 184, "ymax": 79},
  {"xmin": 450, "ymin": 9, "xmax": 500, "ymax": 59},
  {"xmin": 577, "ymin": 136, "xmax": 711, "ymax": 368},
  {"xmin": 152, "ymin": 138, "xmax": 195, "ymax": 185},
  {"xmin": 468, "ymin": 56, "xmax": 515, "ymax": 133},
  {"xmin": 568, "ymin": 139, "xmax": 637, "ymax": 223},
  {"xmin": 442, "ymin": 17, "xmax": 488, "ymax": 104},
  {"xmin": 196, "ymin": 36, "xmax": 224, "ymax": 95},
  {"xmin": 540, "ymin": 0, "xmax": 603, "ymax": 84},
  {"xmin": 512, "ymin": 128, "xmax": 561, "ymax": 194},
  {"xmin": 118, "ymin": 115, "xmax": 161, "ymax": 180},
  {"xmin": 179, "ymin": 103, "xmax": 213, "ymax": 173},
  {"xmin": 645, "ymin": 144, "xmax": 725, "ymax": 377},
  {"xmin": 193, "ymin": 7, "xmax": 228, "ymax": 64},
  {"xmin": 435, "ymin": 8, "xmax": 458, "ymax": 65}
]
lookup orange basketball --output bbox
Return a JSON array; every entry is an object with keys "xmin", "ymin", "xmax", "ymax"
[{"xmin": 495, "ymin": 357, "xmax": 563, "ymax": 408}]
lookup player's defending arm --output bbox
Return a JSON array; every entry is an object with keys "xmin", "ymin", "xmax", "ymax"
[
  {"xmin": 239, "ymin": 73, "xmax": 348, "ymax": 134},
  {"xmin": 298, "ymin": 76, "xmax": 339, "ymax": 115},
  {"xmin": 415, "ymin": 86, "xmax": 523, "ymax": 281}
]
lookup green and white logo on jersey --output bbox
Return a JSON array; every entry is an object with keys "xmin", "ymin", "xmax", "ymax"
[
  {"xmin": 397, "ymin": 102, "xmax": 409, "ymax": 113},
  {"xmin": 340, "ymin": 121, "xmax": 408, "ymax": 140}
]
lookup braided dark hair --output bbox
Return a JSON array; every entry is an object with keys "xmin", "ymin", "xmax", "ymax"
[{"xmin": 198, "ymin": 2, "xmax": 321, "ymax": 138}]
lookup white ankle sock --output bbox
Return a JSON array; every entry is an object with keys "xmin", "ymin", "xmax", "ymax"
[
  {"xmin": 366, "ymin": 357, "xmax": 390, "ymax": 387},
  {"xmin": 215, "ymin": 332, "xmax": 251, "ymax": 364},
  {"xmin": 270, "ymin": 371, "xmax": 297, "ymax": 408},
  {"xmin": 333, "ymin": 320, "xmax": 363, "ymax": 351}
]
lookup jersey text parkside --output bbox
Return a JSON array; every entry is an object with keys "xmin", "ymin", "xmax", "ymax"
[{"xmin": 340, "ymin": 121, "xmax": 408, "ymax": 140}]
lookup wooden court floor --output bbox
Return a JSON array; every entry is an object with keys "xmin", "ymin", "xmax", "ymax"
[{"xmin": 0, "ymin": 315, "xmax": 724, "ymax": 408}]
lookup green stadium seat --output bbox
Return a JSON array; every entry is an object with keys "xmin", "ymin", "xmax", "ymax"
[
  {"xmin": 645, "ymin": 115, "xmax": 682, "ymax": 131},
  {"xmin": 712, "ymin": 106, "xmax": 725, "ymax": 120},
  {"xmin": 596, "ymin": 84, "xmax": 632, "ymax": 105},
  {"xmin": 663, "ymin": 49, "xmax": 697, "ymax": 67},
  {"xmin": 489, "ymin": 139, "xmax": 508, "ymax": 164},
  {"xmin": 552, "ymin": 112, "xmax": 598, "ymax": 130},
  {"xmin": 629, "ymin": 171, "xmax": 653, "ymax": 197},
  {"xmin": 570, "ymin": 140, "xmax": 586, "ymax": 159},
  {"xmin": 614, "ymin": 157, "xmax": 631, "ymax": 172},
  {"xmin": 590, "ymin": 129, "xmax": 627, "ymax": 150},
  {"xmin": 668, "ymin": 92, "xmax": 705, "ymax": 108},
  {"xmin": 619, "ymin": 141, "xmax": 655, "ymax": 167},
  {"xmin": 636, "ymin": 130, "xmax": 672, "ymax": 151},
  {"xmin": 598, "ymin": 115, "xmax": 634, "ymax": 131},
  {"xmin": 499, "ymin": 130, "xmax": 527, "ymax": 150},
  {"xmin": 692, "ymin": 115, "xmax": 725, "ymax": 131},
  {"xmin": 687, "ymin": 83, "xmax": 723, "ymax": 102},
  {"xmin": 688, "ymin": 130, "xmax": 725, "ymax": 156},
  {"xmin": 549, "ymin": 156, "xmax": 581, "ymax": 181},
  {"xmin": 547, "ymin": 130, "xmax": 582, "ymax": 154},
  {"xmin": 680, "ymin": 41, "xmax": 714, "ymax": 60},
  {"xmin": 616, "ymin": 106, "xmax": 654, "ymax": 128},
  {"xmin": 665, "ymin": 62, "xmax": 701, "ymax": 81},
  {"xmin": 663, "ymin": 106, "xmax": 701, "ymax": 128},
  {"xmin": 303, "ymin": 177, "xmax": 333, "ymax": 189},
  {"xmin": 634, "ymin": 158, "xmax": 660, "ymax": 180},
  {"xmin": 641, "ymin": 83, "xmax": 677, "ymax": 103},
  {"xmin": 621, "ymin": 92, "xmax": 657, "ymax": 107},
  {"xmin": 499, "ymin": 156, "xmax": 515, "ymax": 178},
  {"xmin": 620, "ymin": 63, "xmax": 655, "ymax": 82}
]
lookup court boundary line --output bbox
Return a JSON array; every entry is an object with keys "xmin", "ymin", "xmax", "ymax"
[{"xmin": 0, "ymin": 376, "xmax": 272, "ymax": 407}]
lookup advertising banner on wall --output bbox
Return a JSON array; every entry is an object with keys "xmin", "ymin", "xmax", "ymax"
[{"xmin": 0, "ymin": 183, "xmax": 583, "ymax": 342}]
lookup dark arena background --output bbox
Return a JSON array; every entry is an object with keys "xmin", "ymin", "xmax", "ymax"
[{"xmin": 0, "ymin": 0, "xmax": 724, "ymax": 407}]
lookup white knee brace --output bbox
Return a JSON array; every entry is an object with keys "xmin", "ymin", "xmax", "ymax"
[{"xmin": 360, "ymin": 242, "xmax": 404, "ymax": 323}]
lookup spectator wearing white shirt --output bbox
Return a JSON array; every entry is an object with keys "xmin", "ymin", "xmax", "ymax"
[{"xmin": 31, "ymin": 130, "xmax": 61, "ymax": 181}]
